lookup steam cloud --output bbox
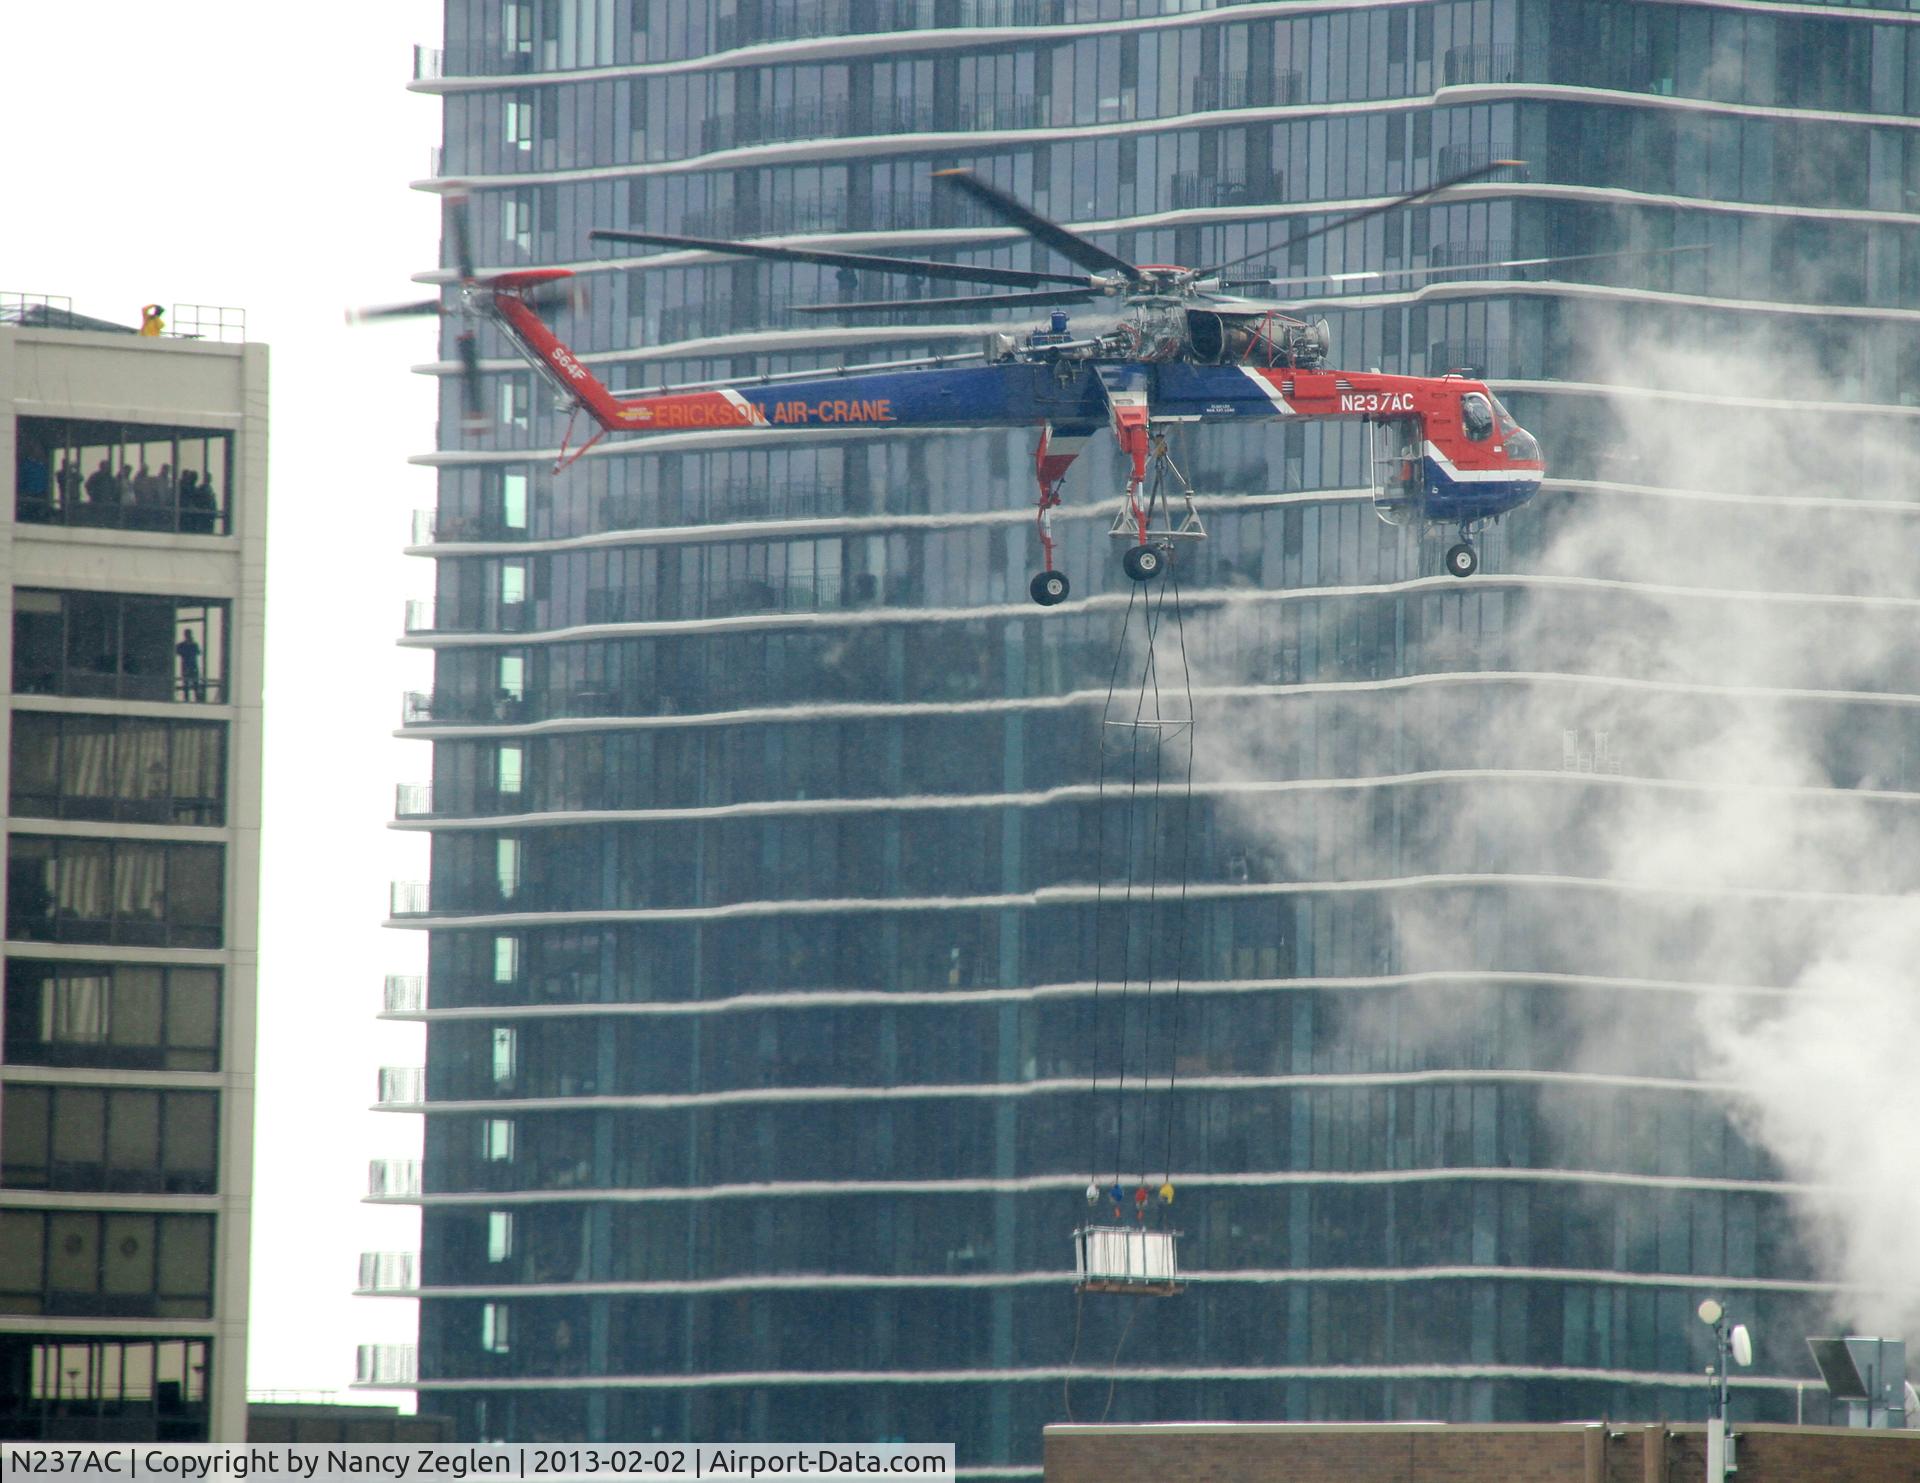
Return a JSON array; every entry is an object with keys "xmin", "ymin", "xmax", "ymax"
[{"xmin": 1190, "ymin": 311, "xmax": 1920, "ymax": 1344}]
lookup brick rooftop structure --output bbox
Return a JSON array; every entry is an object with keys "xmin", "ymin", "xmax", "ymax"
[{"xmin": 1045, "ymin": 1422, "xmax": 1920, "ymax": 1483}]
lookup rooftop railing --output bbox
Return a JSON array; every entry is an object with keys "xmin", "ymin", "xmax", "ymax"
[{"xmin": 2, "ymin": 292, "xmax": 246, "ymax": 342}]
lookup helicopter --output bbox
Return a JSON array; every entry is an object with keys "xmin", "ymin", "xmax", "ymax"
[{"xmin": 356, "ymin": 163, "xmax": 1547, "ymax": 601}]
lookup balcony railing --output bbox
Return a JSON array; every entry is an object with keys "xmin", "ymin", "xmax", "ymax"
[
  {"xmin": 395, "ymin": 783, "xmax": 436, "ymax": 818},
  {"xmin": 1442, "ymin": 43, "xmax": 1550, "ymax": 87},
  {"xmin": 1171, "ymin": 170, "xmax": 1286, "ymax": 212},
  {"xmin": 715, "ymin": 0, "xmax": 1065, "ymax": 50},
  {"xmin": 378, "ymin": 1066, "xmax": 425, "ymax": 1107},
  {"xmin": 677, "ymin": 478, "xmax": 842, "ymax": 524},
  {"xmin": 368, "ymin": 1159, "xmax": 422, "ymax": 1198},
  {"xmin": 403, "ymin": 599, "xmax": 435, "ymax": 633},
  {"xmin": 401, "ymin": 690, "xmax": 528, "ymax": 726},
  {"xmin": 390, "ymin": 881, "xmax": 431, "ymax": 917},
  {"xmin": 699, "ymin": 93, "xmax": 1042, "ymax": 154},
  {"xmin": 355, "ymin": 1344, "xmax": 418, "ymax": 1386},
  {"xmin": 1191, "ymin": 70, "xmax": 1304, "ymax": 112},
  {"xmin": 679, "ymin": 189, "xmax": 1001, "ymax": 241},
  {"xmin": 358, "ymin": 1252, "xmax": 418, "ymax": 1294},
  {"xmin": 384, "ymin": 975, "xmax": 426, "ymax": 1014},
  {"xmin": 708, "ymin": 574, "xmax": 846, "ymax": 618}
]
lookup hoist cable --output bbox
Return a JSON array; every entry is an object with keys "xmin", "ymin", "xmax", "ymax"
[
  {"xmin": 1084, "ymin": 581, "xmax": 1139, "ymax": 1185},
  {"xmin": 1108, "ymin": 570, "xmax": 1173, "ymax": 1189},
  {"xmin": 1132, "ymin": 575, "xmax": 1172, "ymax": 1185},
  {"xmin": 1061, "ymin": 1283, "xmax": 1087, "ymax": 1422},
  {"xmin": 1161, "ymin": 554, "xmax": 1199, "ymax": 1185},
  {"xmin": 1097, "ymin": 1302, "xmax": 1141, "ymax": 1424}
]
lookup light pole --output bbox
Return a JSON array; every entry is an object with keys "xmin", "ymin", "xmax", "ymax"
[{"xmin": 1698, "ymin": 1299, "xmax": 1753, "ymax": 1482}]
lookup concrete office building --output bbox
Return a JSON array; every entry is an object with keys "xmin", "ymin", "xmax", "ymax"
[
  {"xmin": 372, "ymin": 1, "xmax": 1920, "ymax": 1471},
  {"xmin": 0, "ymin": 304, "xmax": 268, "ymax": 1440}
]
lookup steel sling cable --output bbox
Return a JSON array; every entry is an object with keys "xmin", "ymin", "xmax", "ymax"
[
  {"xmin": 1110, "ymin": 567, "xmax": 1175, "ymax": 1194},
  {"xmin": 1085, "ymin": 582, "xmax": 1140, "ymax": 1188},
  {"xmin": 1130, "ymin": 572, "xmax": 1173, "ymax": 1191},
  {"xmin": 1160, "ymin": 552, "xmax": 1199, "ymax": 1190}
]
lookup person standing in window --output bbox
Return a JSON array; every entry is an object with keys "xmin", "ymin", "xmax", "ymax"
[{"xmin": 175, "ymin": 631, "xmax": 204, "ymax": 702}]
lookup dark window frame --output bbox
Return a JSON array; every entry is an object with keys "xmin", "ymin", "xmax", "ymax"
[
  {"xmin": 1, "ymin": 1083, "xmax": 219, "ymax": 1194},
  {"xmin": 7, "ymin": 835, "xmax": 225, "ymax": 948},
  {"xmin": 10, "ymin": 711, "xmax": 227, "ymax": 825},
  {"xmin": 4, "ymin": 960, "xmax": 221, "ymax": 1071}
]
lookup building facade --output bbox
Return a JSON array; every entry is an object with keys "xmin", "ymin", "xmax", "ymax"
[
  {"xmin": 377, "ymin": 0, "xmax": 1920, "ymax": 1470},
  {"xmin": 0, "ymin": 310, "xmax": 269, "ymax": 1439}
]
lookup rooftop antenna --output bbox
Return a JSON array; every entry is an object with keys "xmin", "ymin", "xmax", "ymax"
[{"xmin": 1698, "ymin": 1299, "xmax": 1753, "ymax": 1483}]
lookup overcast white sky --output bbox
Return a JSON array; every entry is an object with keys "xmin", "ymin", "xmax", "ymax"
[{"xmin": 2, "ymin": 3, "xmax": 450, "ymax": 1399}]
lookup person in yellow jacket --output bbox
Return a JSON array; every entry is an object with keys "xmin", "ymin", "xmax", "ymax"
[{"xmin": 138, "ymin": 304, "xmax": 165, "ymax": 337}]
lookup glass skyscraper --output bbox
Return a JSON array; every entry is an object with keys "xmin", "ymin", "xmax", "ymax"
[{"xmin": 373, "ymin": 0, "xmax": 1920, "ymax": 1470}]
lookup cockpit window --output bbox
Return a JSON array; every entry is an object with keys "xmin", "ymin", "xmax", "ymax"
[
  {"xmin": 1460, "ymin": 392, "xmax": 1494, "ymax": 442},
  {"xmin": 1489, "ymin": 394, "xmax": 1521, "ymax": 440}
]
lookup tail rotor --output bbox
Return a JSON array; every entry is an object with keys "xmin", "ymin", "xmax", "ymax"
[{"xmin": 347, "ymin": 193, "xmax": 586, "ymax": 435}]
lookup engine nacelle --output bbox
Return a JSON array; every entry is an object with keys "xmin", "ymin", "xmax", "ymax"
[{"xmin": 1187, "ymin": 310, "xmax": 1330, "ymax": 369}]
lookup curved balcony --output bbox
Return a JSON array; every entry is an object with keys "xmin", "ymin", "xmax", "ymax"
[
  {"xmin": 378, "ymin": 1066, "xmax": 426, "ymax": 1107},
  {"xmin": 358, "ymin": 1251, "xmax": 418, "ymax": 1295},
  {"xmin": 390, "ymin": 881, "xmax": 432, "ymax": 918},
  {"xmin": 396, "ymin": 783, "xmax": 437, "ymax": 819},
  {"xmin": 682, "ymin": 189, "xmax": 1002, "ymax": 241},
  {"xmin": 699, "ymin": 92, "xmax": 1043, "ymax": 155},
  {"xmin": 355, "ymin": 1344, "xmax": 418, "ymax": 1386},
  {"xmin": 384, "ymin": 974, "xmax": 426, "ymax": 1014},
  {"xmin": 368, "ymin": 1159, "xmax": 422, "ymax": 1199},
  {"xmin": 1191, "ymin": 70, "xmax": 1303, "ymax": 112}
]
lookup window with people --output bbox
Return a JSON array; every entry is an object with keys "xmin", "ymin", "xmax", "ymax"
[
  {"xmin": 13, "ymin": 416, "xmax": 232, "ymax": 535},
  {"xmin": 11, "ymin": 589, "xmax": 228, "ymax": 703}
]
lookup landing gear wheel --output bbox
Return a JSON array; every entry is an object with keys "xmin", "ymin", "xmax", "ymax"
[
  {"xmin": 1029, "ymin": 570, "xmax": 1070, "ymax": 606},
  {"xmin": 1445, "ymin": 542, "xmax": 1479, "ymax": 578},
  {"xmin": 1121, "ymin": 544, "xmax": 1163, "ymax": 582}
]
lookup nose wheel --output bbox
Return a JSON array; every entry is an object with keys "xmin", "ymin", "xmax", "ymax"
[
  {"xmin": 1121, "ymin": 544, "xmax": 1165, "ymax": 582},
  {"xmin": 1030, "ymin": 569, "xmax": 1070, "ymax": 606},
  {"xmin": 1445, "ymin": 541, "xmax": 1478, "ymax": 578}
]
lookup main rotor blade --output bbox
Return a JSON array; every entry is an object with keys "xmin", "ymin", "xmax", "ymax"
[
  {"xmin": 449, "ymin": 194, "xmax": 477, "ymax": 282},
  {"xmin": 589, "ymin": 228, "xmax": 1091, "ymax": 290},
  {"xmin": 1234, "ymin": 241, "xmax": 1711, "ymax": 293},
  {"xmin": 456, "ymin": 332, "xmax": 485, "ymax": 426},
  {"xmin": 792, "ymin": 289, "xmax": 1097, "ymax": 315},
  {"xmin": 1200, "ymin": 160, "xmax": 1528, "ymax": 280},
  {"xmin": 347, "ymin": 298, "xmax": 443, "ymax": 323},
  {"xmin": 933, "ymin": 170, "xmax": 1142, "ymax": 284}
]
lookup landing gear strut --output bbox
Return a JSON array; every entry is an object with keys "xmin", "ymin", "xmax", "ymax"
[{"xmin": 1112, "ymin": 431, "xmax": 1204, "ymax": 585}]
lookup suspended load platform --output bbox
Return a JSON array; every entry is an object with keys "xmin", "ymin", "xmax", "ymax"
[{"xmin": 1073, "ymin": 1224, "xmax": 1183, "ymax": 1296}]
